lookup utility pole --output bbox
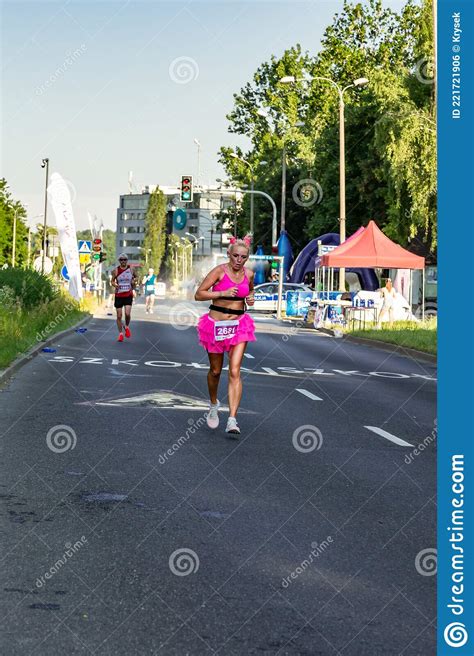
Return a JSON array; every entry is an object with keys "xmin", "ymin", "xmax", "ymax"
[
  {"xmin": 41, "ymin": 158, "xmax": 49, "ymax": 274},
  {"xmin": 338, "ymin": 94, "xmax": 346, "ymax": 290},
  {"xmin": 281, "ymin": 142, "xmax": 287, "ymax": 233}
]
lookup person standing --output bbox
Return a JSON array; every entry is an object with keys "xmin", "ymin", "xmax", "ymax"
[
  {"xmin": 194, "ymin": 235, "xmax": 255, "ymax": 436},
  {"xmin": 111, "ymin": 254, "xmax": 138, "ymax": 341},
  {"xmin": 377, "ymin": 278, "xmax": 397, "ymax": 328},
  {"xmin": 142, "ymin": 267, "xmax": 156, "ymax": 314}
]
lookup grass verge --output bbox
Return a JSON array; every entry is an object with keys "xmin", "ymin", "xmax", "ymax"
[
  {"xmin": 0, "ymin": 294, "xmax": 89, "ymax": 369},
  {"xmin": 347, "ymin": 319, "xmax": 437, "ymax": 355}
]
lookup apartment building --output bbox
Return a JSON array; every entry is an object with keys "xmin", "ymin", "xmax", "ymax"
[{"xmin": 116, "ymin": 185, "xmax": 235, "ymax": 265}]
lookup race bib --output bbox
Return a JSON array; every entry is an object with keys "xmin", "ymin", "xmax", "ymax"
[
  {"xmin": 214, "ymin": 320, "xmax": 239, "ymax": 341},
  {"xmin": 118, "ymin": 283, "xmax": 131, "ymax": 293}
]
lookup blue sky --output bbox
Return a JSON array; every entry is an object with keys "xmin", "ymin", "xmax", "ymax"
[{"xmin": 1, "ymin": 0, "xmax": 405, "ymax": 230}]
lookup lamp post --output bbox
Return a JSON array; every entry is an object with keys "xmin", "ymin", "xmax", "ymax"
[
  {"xmin": 196, "ymin": 214, "xmax": 215, "ymax": 253},
  {"xmin": 194, "ymin": 138, "xmax": 201, "ymax": 189},
  {"xmin": 280, "ymin": 75, "xmax": 369, "ymax": 290},
  {"xmin": 40, "ymin": 158, "xmax": 49, "ymax": 274}
]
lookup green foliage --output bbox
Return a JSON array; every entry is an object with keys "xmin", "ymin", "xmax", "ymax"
[
  {"xmin": 0, "ymin": 178, "xmax": 29, "ymax": 267},
  {"xmin": 142, "ymin": 188, "xmax": 167, "ymax": 272},
  {"xmin": 163, "ymin": 234, "xmax": 193, "ymax": 283},
  {"xmin": 76, "ymin": 228, "xmax": 116, "ymax": 266},
  {"xmin": 348, "ymin": 318, "xmax": 437, "ymax": 354},
  {"xmin": 0, "ymin": 268, "xmax": 58, "ymax": 309},
  {"xmin": 220, "ymin": 0, "xmax": 436, "ymax": 256},
  {"xmin": 0, "ymin": 293, "xmax": 85, "ymax": 368}
]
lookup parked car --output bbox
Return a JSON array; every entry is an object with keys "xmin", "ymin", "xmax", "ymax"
[{"xmin": 250, "ymin": 282, "xmax": 313, "ymax": 312}]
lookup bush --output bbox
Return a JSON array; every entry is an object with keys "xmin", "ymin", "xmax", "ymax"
[
  {"xmin": 0, "ymin": 268, "xmax": 58, "ymax": 308},
  {"xmin": 0, "ymin": 293, "xmax": 85, "ymax": 368}
]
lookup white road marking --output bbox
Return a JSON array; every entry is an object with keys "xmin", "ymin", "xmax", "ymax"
[
  {"xmin": 296, "ymin": 389, "xmax": 323, "ymax": 401},
  {"xmin": 364, "ymin": 426, "xmax": 414, "ymax": 447},
  {"xmin": 244, "ymin": 353, "xmax": 255, "ymax": 359}
]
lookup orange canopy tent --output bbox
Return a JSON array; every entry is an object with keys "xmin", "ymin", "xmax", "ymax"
[{"xmin": 320, "ymin": 220, "xmax": 425, "ymax": 269}]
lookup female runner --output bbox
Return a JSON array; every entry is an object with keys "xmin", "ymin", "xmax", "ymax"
[{"xmin": 194, "ymin": 235, "xmax": 256, "ymax": 436}]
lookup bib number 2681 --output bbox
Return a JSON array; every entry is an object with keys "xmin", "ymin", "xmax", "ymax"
[{"xmin": 214, "ymin": 320, "xmax": 239, "ymax": 341}]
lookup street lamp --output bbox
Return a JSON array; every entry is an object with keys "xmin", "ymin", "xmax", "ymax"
[
  {"xmin": 40, "ymin": 158, "xmax": 49, "ymax": 274},
  {"xmin": 194, "ymin": 138, "xmax": 201, "ymax": 189},
  {"xmin": 280, "ymin": 74, "xmax": 369, "ymax": 290}
]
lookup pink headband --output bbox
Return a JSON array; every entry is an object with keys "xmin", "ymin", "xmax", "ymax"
[{"xmin": 230, "ymin": 235, "xmax": 252, "ymax": 246}]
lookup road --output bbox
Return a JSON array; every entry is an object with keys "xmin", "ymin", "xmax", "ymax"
[{"xmin": 0, "ymin": 298, "xmax": 437, "ymax": 655}]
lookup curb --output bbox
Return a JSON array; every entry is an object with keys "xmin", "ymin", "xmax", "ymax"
[
  {"xmin": 0, "ymin": 314, "xmax": 92, "ymax": 386},
  {"xmin": 275, "ymin": 318, "xmax": 436, "ymax": 363},
  {"xmin": 342, "ymin": 334, "xmax": 437, "ymax": 364}
]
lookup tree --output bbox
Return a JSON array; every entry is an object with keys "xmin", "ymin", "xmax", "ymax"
[
  {"xmin": 219, "ymin": 0, "xmax": 436, "ymax": 255},
  {"xmin": 142, "ymin": 188, "xmax": 167, "ymax": 273},
  {"xmin": 0, "ymin": 179, "xmax": 28, "ymax": 267}
]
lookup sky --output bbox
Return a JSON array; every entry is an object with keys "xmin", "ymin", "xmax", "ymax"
[{"xmin": 1, "ymin": 0, "xmax": 405, "ymax": 231}]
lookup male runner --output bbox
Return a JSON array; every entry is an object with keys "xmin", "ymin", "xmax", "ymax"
[
  {"xmin": 142, "ymin": 267, "xmax": 156, "ymax": 314},
  {"xmin": 111, "ymin": 254, "xmax": 138, "ymax": 341}
]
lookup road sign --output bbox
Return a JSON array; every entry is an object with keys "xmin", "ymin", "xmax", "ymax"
[
  {"xmin": 33, "ymin": 256, "xmax": 53, "ymax": 274},
  {"xmin": 79, "ymin": 253, "xmax": 91, "ymax": 264},
  {"xmin": 78, "ymin": 240, "xmax": 92, "ymax": 253},
  {"xmin": 61, "ymin": 264, "xmax": 70, "ymax": 281},
  {"xmin": 173, "ymin": 208, "xmax": 187, "ymax": 230}
]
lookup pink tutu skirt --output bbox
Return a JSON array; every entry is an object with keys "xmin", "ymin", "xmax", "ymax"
[{"xmin": 197, "ymin": 312, "xmax": 256, "ymax": 353}]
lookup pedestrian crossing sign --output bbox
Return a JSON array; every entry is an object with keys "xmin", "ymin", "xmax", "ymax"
[{"xmin": 78, "ymin": 240, "xmax": 92, "ymax": 254}]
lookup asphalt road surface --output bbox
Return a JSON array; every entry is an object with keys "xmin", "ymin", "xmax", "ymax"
[{"xmin": 0, "ymin": 299, "xmax": 437, "ymax": 655}]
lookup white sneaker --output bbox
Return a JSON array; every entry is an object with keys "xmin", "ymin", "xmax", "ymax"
[
  {"xmin": 206, "ymin": 401, "xmax": 220, "ymax": 429},
  {"xmin": 225, "ymin": 417, "xmax": 240, "ymax": 436}
]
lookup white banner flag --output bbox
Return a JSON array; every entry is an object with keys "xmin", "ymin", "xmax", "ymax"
[{"xmin": 48, "ymin": 173, "xmax": 83, "ymax": 300}]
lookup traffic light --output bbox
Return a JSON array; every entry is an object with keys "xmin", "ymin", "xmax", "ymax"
[
  {"xmin": 92, "ymin": 238, "xmax": 102, "ymax": 261},
  {"xmin": 180, "ymin": 175, "xmax": 193, "ymax": 202}
]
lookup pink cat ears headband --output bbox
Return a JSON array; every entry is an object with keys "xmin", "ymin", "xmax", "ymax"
[{"xmin": 229, "ymin": 235, "xmax": 252, "ymax": 246}]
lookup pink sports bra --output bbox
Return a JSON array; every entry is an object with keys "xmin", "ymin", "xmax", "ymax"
[{"xmin": 213, "ymin": 265, "xmax": 250, "ymax": 299}]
